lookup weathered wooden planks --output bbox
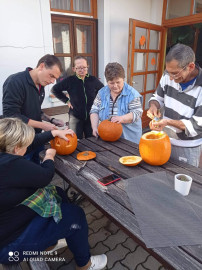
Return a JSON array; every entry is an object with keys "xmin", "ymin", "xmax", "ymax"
[{"xmin": 53, "ymin": 137, "xmax": 202, "ymax": 270}]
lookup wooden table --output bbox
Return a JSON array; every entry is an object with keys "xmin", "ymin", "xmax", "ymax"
[{"xmin": 53, "ymin": 137, "xmax": 202, "ymax": 270}]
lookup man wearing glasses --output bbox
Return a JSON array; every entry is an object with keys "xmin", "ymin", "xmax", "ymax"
[
  {"xmin": 52, "ymin": 56, "xmax": 104, "ymax": 139},
  {"xmin": 147, "ymin": 43, "xmax": 202, "ymax": 167}
]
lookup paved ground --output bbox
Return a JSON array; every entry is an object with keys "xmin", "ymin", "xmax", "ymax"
[{"xmin": 45, "ymin": 173, "xmax": 166, "ymax": 270}]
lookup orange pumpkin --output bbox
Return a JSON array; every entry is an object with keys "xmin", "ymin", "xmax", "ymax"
[
  {"xmin": 119, "ymin": 156, "xmax": 142, "ymax": 166},
  {"xmin": 98, "ymin": 120, "xmax": 123, "ymax": 142},
  {"xmin": 77, "ymin": 151, "xmax": 96, "ymax": 161},
  {"xmin": 139, "ymin": 131, "xmax": 171, "ymax": 166},
  {"xmin": 50, "ymin": 134, "xmax": 77, "ymax": 155}
]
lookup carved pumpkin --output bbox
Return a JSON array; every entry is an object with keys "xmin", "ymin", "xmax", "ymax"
[
  {"xmin": 98, "ymin": 120, "xmax": 123, "ymax": 142},
  {"xmin": 139, "ymin": 131, "xmax": 171, "ymax": 166},
  {"xmin": 119, "ymin": 156, "xmax": 142, "ymax": 166},
  {"xmin": 77, "ymin": 151, "xmax": 96, "ymax": 161},
  {"xmin": 50, "ymin": 134, "xmax": 77, "ymax": 155}
]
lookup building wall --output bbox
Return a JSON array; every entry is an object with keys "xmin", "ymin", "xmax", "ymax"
[
  {"xmin": 0, "ymin": 0, "xmax": 163, "ymax": 114},
  {"xmin": 0, "ymin": 0, "xmax": 63, "ymax": 114},
  {"xmin": 97, "ymin": 0, "xmax": 163, "ymax": 83}
]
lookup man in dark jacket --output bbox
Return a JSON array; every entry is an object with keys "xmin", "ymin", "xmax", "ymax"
[
  {"xmin": 52, "ymin": 56, "xmax": 104, "ymax": 139},
  {"xmin": 3, "ymin": 54, "xmax": 64, "ymax": 133},
  {"xmin": 3, "ymin": 54, "xmax": 65, "ymax": 163}
]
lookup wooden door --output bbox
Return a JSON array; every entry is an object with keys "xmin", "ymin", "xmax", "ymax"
[{"xmin": 127, "ymin": 19, "xmax": 166, "ymax": 128}]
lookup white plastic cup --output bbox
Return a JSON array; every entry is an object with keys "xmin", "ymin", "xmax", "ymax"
[{"xmin": 174, "ymin": 174, "xmax": 193, "ymax": 196}]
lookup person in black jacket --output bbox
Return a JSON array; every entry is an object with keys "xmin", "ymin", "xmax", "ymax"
[
  {"xmin": 0, "ymin": 118, "xmax": 107, "ymax": 270},
  {"xmin": 3, "ymin": 54, "xmax": 65, "ymax": 163},
  {"xmin": 3, "ymin": 54, "xmax": 65, "ymax": 133},
  {"xmin": 52, "ymin": 56, "xmax": 104, "ymax": 139}
]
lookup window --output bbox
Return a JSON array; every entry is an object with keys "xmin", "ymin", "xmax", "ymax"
[
  {"xmin": 163, "ymin": 0, "xmax": 202, "ymax": 25},
  {"xmin": 50, "ymin": 0, "xmax": 97, "ymax": 18},
  {"xmin": 127, "ymin": 19, "xmax": 165, "ymax": 128},
  {"xmin": 51, "ymin": 15, "xmax": 98, "ymax": 78},
  {"xmin": 166, "ymin": 0, "xmax": 192, "ymax": 19},
  {"xmin": 194, "ymin": 0, "xmax": 202, "ymax": 14}
]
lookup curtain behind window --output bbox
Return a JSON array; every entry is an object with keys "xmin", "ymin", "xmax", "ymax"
[{"xmin": 50, "ymin": 0, "xmax": 91, "ymax": 13}]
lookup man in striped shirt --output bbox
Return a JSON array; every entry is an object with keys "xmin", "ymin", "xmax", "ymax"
[{"xmin": 147, "ymin": 44, "xmax": 202, "ymax": 167}]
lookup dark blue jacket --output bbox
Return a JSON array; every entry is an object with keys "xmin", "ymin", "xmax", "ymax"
[
  {"xmin": 0, "ymin": 131, "xmax": 54, "ymax": 249},
  {"xmin": 3, "ymin": 68, "xmax": 45, "ymax": 133}
]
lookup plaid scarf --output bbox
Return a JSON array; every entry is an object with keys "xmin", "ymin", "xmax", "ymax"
[{"xmin": 21, "ymin": 185, "xmax": 62, "ymax": 223}]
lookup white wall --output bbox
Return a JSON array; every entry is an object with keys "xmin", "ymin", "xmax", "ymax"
[
  {"xmin": 0, "ymin": 0, "xmax": 63, "ymax": 114},
  {"xmin": 97, "ymin": 0, "xmax": 163, "ymax": 83},
  {"xmin": 0, "ymin": 0, "xmax": 164, "ymax": 114}
]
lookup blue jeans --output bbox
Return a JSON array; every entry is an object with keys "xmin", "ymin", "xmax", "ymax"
[
  {"xmin": 0, "ymin": 203, "xmax": 90, "ymax": 267},
  {"xmin": 24, "ymin": 145, "xmax": 45, "ymax": 164}
]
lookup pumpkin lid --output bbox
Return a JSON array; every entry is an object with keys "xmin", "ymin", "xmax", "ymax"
[
  {"xmin": 77, "ymin": 151, "xmax": 96, "ymax": 161},
  {"xmin": 119, "ymin": 156, "xmax": 142, "ymax": 166}
]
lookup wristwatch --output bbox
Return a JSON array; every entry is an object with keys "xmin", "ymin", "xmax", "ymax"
[{"xmin": 50, "ymin": 118, "xmax": 55, "ymax": 123}]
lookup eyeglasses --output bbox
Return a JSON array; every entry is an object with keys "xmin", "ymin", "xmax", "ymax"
[
  {"xmin": 75, "ymin": 67, "xmax": 88, "ymax": 71},
  {"xmin": 164, "ymin": 65, "xmax": 187, "ymax": 79}
]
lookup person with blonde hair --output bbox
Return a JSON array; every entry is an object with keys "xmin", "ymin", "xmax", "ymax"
[{"xmin": 0, "ymin": 118, "xmax": 107, "ymax": 270}]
